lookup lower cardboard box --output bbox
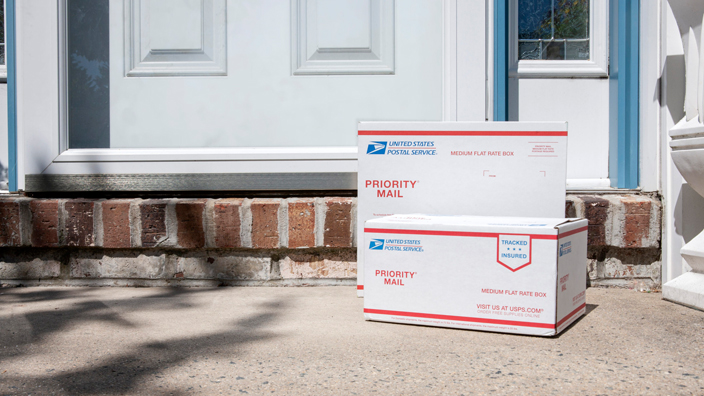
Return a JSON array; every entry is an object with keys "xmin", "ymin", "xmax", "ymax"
[{"xmin": 363, "ymin": 214, "xmax": 588, "ymax": 336}]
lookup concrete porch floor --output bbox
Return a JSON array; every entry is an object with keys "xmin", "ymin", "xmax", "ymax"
[{"xmin": 0, "ymin": 286, "xmax": 702, "ymax": 395}]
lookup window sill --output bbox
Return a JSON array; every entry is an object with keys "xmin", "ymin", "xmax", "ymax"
[
  {"xmin": 29, "ymin": 147, "xmax": 360, "ymax": 192},
  {"xmin": 511, "ymin": 60, "xmax": 608, "ymax": 79},
  {"xmin": 566, "ymin": 178, "xmax": 612, "ymax": 191},
  {"xmin": 53, "ymin": 147, "xmax": 358, "ymax": 162}
]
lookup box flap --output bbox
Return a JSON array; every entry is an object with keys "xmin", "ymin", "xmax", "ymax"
[
  {"xmin": 365, "ymin": 214, "xmax": 570, "ymax": 235},
  {"xmin": 358, "ymin": 121, "xmax": 568, "ymax": 133},
  {"xmin": 554, "ymin": 218, "xmax": 589, "ymax": 235}
]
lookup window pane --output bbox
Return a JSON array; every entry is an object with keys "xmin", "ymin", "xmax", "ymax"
[
  {"xmin": 0, "ymin": 0, "xmax": 4, "ymax": 43},
  {"xmin": 554, "ymin": 0, "xmax": 589, "ymax": 39},
  {"xmin": 518, "ymin": 0, "xmax": 552, "ymax": 40},
  {"xmin": 0, "ymin": 0, "xmax": 5, "ymax": 65},
  {"xmin": 565, "ymin": 40, "xmax": 589, "ymax": 60},
  {"xmin": 518, "ymin": 0, "xmax": 590, "ymax": 61},
  {"xmin": 542, "ymin": 41, "xmax": 564, "ymax": 60},
  {"xmin": 518, "ymin": 41, "xmax": 541, "ymax": 60},
  {"xmin": 67, "ymin": 0, "xmax": 110, "ymax": 148}
]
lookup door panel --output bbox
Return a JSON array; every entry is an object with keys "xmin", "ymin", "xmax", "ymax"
[{"xmin": 513, "ymin": 78, "xmax": 609, "ymax": 180}]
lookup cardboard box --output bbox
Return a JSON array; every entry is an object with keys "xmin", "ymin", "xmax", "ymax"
[
  {"xmin": 363, "ymin": 214, "xmax": 587, "ymax": 336},
  {"xmin": 357, "ymin": 122, "xmax": 569, "ymax": 296}
]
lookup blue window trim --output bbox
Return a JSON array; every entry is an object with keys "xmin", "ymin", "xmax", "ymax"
[
  {"xmin": 493, "ymin": 0, "xmax": 509, "ymax": 122},
  {"xmin": 494, "ymin": 0, "xmax": 640, "ymax": 188},
  {"xmin": 609, "ymin": 0, "xmax": 639, "ymax": 189},
  {"xmin": 7, "ymin": 0, "xmax": 17, "ymax": 192}
]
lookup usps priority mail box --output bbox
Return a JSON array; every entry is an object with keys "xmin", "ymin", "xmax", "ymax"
[
  {"xmin": 357, "ymin": 122, "xmax": 568, "ymax": 296},
  {"xmin": 363, "ymin": 214, "xmax": 588, "ymax": 336}
]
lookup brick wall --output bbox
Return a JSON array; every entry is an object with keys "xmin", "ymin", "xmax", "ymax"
[
  {"xmin": 0, "ymin": 194, "xmax": 661, "ymax": 288},
  {"xmin": 566, "ymin": 195, "xmax": 661, "ymax": 289}
]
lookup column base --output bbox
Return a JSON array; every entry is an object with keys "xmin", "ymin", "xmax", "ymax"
[{"xmin": 663, "ymin": 271, "xmax": 704, "ymax": 311}]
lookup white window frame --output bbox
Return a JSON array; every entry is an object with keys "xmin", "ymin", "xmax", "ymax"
[
  {"xmin": 16, "ymin": 0, "xmax": 487, "ymax": 192},
  {"xmin": 509, "ymin": 0, "xmax": 608, "ymax": 78}
]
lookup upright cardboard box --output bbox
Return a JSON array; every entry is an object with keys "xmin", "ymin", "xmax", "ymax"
[
  {"xmin": 363, "ymin": 214, "xmax": 588, "ymax": 336},
  {"xmin": 357, "ymin": 122, "xmax": 568, "ymax": 296}
]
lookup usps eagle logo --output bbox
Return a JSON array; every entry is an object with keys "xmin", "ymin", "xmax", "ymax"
[
  {"xmin": 366, "ymin": 141, "xmax": 387, "ymax": 155},
  {"xmin": 497, "ymin": 235, "xmax": 532, "ymax": 272},
  {"xmin": 369, "ymin": 239, "xmax": 385, "ymax": 250}
]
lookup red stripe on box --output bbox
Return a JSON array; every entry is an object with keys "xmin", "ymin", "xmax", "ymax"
[
  {"xmin": 558, "ymin": 226, "xmax": 588, "ymax": 239},
  {"xmin": 357, "ymin": 285, "xmax": 364, "ymax": 290},
  {"xmin": 358, "ymin": 130, "xmax": 568, "ymax": 137},
  {"xmin": 556, "ymin": 303, "xmax": 586, "ymax": 328},
  {"xmin": 364, "ymin": 308, "xmax": 555, "ymax": 329},
  {"xmin": 364, "ymin": 228, "xmax": 557, "ymax": 240}
]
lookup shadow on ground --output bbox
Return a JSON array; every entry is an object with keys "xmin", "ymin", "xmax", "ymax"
[
  {"xmin": 0, "ymin": 287, "xmax": 286, "ymax": 395},
  {"xmin": 548, "ymin": 303, "xmax": 598, "ymax": 339}
]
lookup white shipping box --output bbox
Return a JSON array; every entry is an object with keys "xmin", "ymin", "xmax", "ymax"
[
  {"xmin": 357, "ymin": 122, "xmax": 568, "ymax": 296},
  {"xmin": 363, "ymin": 214, "xmax": 587, "ymax": 336}
]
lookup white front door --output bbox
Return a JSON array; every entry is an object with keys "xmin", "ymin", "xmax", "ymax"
[{"xmin": 108, "ymin": 0, "xmax": 447, "ymax": 149}]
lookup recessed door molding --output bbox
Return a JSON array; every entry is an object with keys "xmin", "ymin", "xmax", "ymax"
[
  {"xmin": 124, "ymin": 0, "xmax": 227, "ymax": 77},
  {"xmin": 291, "ymin": 0, "xmax": 395, "ymax": 75}
]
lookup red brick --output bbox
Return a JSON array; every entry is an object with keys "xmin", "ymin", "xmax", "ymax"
[
  {"xmin": 102, "ymin": 200, "xmax": 132, "ymax": 248},
  {"xmin": 565, "ymin": 199, "xmax": 576, "ymax": 218},
  {"xmin": 587, "ymin": 225, "xmax": 607, "ymax": 247},
  {"xmin": 251, "ymin": 199, "xmax": 280, "ymax": 249},
  {"xmin": 288, "ymin": 199, "xmax": 315, "ymax": 248},
  {"xmin": 624, "ymin": 214, "xmax": 651, "ymax": 248},
  {"xmin": 621, "ymin": 198, "xmax": 652, "ymax": 248},
  {"xmin": 140, "ymin": 200, "xmax": 167, "ymax": 248},
  {"xmin": 213, "ymin": 199, "xmax": 243, "ymax": 248},
  {"xmin": 324, "ymin": 197, "xmax": 353, "ymax": 247},
  {"xmin": 623, "ymin": 198, "xmax": 651, "ymax": 215},
  {"xmin": 176, "ymin": 200, "xmax": 206, "ymax": 249},
  {"xmin": 579, "ymin": 196, "xmax": 609, "ymax": 247},
  {"xmin": 30, "ymin": 200, "xmax": 60, "ymax": 247},
  {"xmin": 64, "ymin": 200, "xmax": 95, "ymax": 247},
  {"xmin": 580, "ymin": 196, "xmax": 610, "ymax": 225},
  {"xmin": 0, "ymin": 200, "xmax": 21, "ymax": 246},
  {"xmin": 279, "ymin": 251, "xmax": 356, "ymax": 279}
]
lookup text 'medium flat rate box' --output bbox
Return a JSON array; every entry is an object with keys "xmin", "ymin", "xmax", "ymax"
[
  {"xmin": 357, "ymin": 122, "xmax": 569, "ymax": 297},
  {"xmin": 363, "ymin": 214, "xmax": 587, "ymax": 336}
]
